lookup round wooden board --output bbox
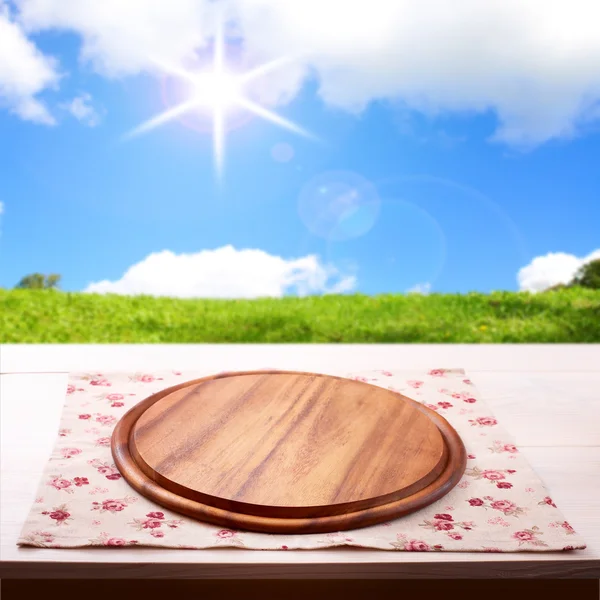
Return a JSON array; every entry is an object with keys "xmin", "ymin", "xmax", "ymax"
[{"xmin": 112, "ymin": 371, "xmax": 466, "ymax": 533}]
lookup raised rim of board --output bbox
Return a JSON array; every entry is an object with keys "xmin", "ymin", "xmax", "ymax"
[{"xmin": 111, "ymin": 370, "xmax": 467, "ymax": 534}]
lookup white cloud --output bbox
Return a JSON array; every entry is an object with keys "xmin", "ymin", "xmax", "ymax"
[
  {"xmin": 17, "ymin": 0, "xmax": 213, "ymax": 77},
  {"xmin": 0, "ymin": 200, "xmax": 3, "ymax": 214},
  {"xmin": 0, "ymin": 2, "xmax": 58, "ymax": 124},
  {"xmin": 518, "ymin": 249, "xmax": 600, "ymax": 292},
  {"xmin": 84, "ymin": 246, "xmax": 356, "ymax": 298},
  {"xmin": 15, "ymin": 0, "xmax": 600, "ymax": 145},
  {"xmin": 60, "ymin": 92, "xmax": 101, "ymax": 126},
  {"xmin": 407, "ymin": 282, "xmax": 432, "ymax": 295}
]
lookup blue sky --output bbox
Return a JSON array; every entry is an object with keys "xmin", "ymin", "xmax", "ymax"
[{"xmin": 1, "ymin": 1, "xmax": 599, "ymax": 296}]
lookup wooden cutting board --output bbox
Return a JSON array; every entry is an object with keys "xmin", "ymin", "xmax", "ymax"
[{"xmin": 112, "ymin": 371, "xmax": 466, "ymax": 533}]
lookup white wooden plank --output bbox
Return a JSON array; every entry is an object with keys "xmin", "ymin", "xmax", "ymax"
[
  {"xmin": 2, "ymin": 344, "xmax": 599, "ymax": 374},
  {"xmin": 475, "ymin": 373, "xmax": 600, "ymax": 447}
]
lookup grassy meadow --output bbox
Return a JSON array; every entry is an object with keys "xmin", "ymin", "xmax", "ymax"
[{"xmin": 1, "ymin": 287, "xmax": 599, "ymax": 343}]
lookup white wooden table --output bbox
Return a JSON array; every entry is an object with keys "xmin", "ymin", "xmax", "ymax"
[{"xmin": 1, "ymin": 345, "xmax": 599, "ymax": 579}]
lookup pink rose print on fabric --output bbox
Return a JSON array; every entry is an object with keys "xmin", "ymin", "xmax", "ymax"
[
  {"xmin": 21, "ymin": 530, "xmax": 56, "ymax": 546},
  {"xmin": 549, "ymin": 521, "xmax": 576, "ymax": 534},
  {"xmin": 95, "ymin": 414, "xmax": 117, "ymax": 427},
  {"xmin": 58, "ymin": 428, "xmax": 71, "ymax": 437},
  {"xmin": 407, "ymin": 380, "xmax": 424, "ymax": 389},
  {"xmin": 391, "ymin": 534, "xmax": 444, "ymax": 551},
  {"xmin": 513, "ymin": 527, "xmax": 548, "ymax": 547},
  {"xmin": 107, "ymin": 537, "xmax": 127, "ymax": 546},
  {"xmin": 481, "ymin": 470, "xmax": 505, "ymax": 481},
  {"xmin": 95, "ymin": 437, "xmax": 111, "ymax": 447},
  {"xmin": 489, "ymin": 441, "xmax": 519, "ymax": 454},
  {"xmin": 88, "ymin": 459, "xmax": 122, "ymax": 481},
  {"xmin": 434, "ymin": 513, "xmax": 453, "ymax": 521},
  {"xmin": 151, "ymin": 530, "xmax": 165, "ymax": 538},
  {"xmin": 405, "ymin": 540, "xmax": 432, "ymax": 551},
  {"xmin": 469, "ymin": 416, "xmax": 497, "ymax": 427},
  {"xmin": 418, "ymin": 513, "xmax": 475, "ymax": 539},
  {"xmin": 66, "ymin": 384, "xmax": 85, "ymax": 395},
  {"xmin": 381, "ymin": 370, "xmax": 393, "ymax": 376},
  {"xmin": 490, "ymin": 500, "xmax": 516, "ymax": 512},
  {"xmin": 92, "ymin": 496, "xmax": 137, "ymax": 514},
  {"xmin": 73, "ymin": 477, "xmax": 89, "ymax": 487},
  {"xmin": 217, "ymin": 529, "xmax": 235, "ymax": 538},
  {"xmin": 130, "ymin": 373, "xmax": 164, "ymax": 383},
  {"xmin": 428, "ymin": 369, "xmax": 447, "ymax": 377},
  {"xmin": 78, "ymin": 414, "xmax": 92, "ymax": 420},
  {"xmin": 317, "ymin": 532, "xmax": 355, "ymax": 545},
  {"xmin": 97, "ymin": 391, "xmax": 136, "ymax": 406},
  {"xmin": 539, "ymin": 496, "xmax": 557, "ymax": 508},
  {"xmin": 437, "ymin": 401, "xmax": 453, "ymax": 410},
  {"xmin": 61, "ymin": 447, "xmax": 81, "ymax": 459},
  {"xmin": 104, "ymin": 393, "xmax": 128, "ymax": 408},
  {"xmin": 214, "ymin": 528, "xmax": 245, "ymax": 546},
  {"xmin": 467, "ymin": 497, "xmax": 527, "ymax": 517},
  {"xmin": 41, "ymin": 504, "xmax": 72, "ymax": 526},
  {"xmin": 47, "ymin": 476, "xmax": 75, "ymax": 493},
  {"xmin": 487, "ymin": 516, "xmax": 511, "ymax": 527},
  {"xmin": 90, "ymin": 378, "xmax": 111, "ymax": 387},
  {"xmin": 90, "ymin": 532, "xmax": 139, "ymax": 546},
  {"xmin": 84, "ymin": 427, "xmax": 101, "ymax": 436},
  {"xmin": 465, "ymin": 466, "xmax": 516, "ymax": 488},
  {"xmin": 439, "ymin": 388, "xmax": 477, "ymax": 403},
  {"xmin": 29, "ymin": 531, "xmax": 55, "ymax": 547},
  {"xmin": 463, "ymin": 379, "xmax": 473, "ymax": 385},
  {"xmin": 129, "ymin": 511, "xmax": 183, "ymax": 532}
]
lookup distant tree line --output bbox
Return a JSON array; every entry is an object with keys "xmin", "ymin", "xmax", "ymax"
[
  {"xmin": 15, "ymin": 273, "xmax": 61, "ymax": 289},
  {"xmin": 11, "ymin": 259, "xmax": 600, "ymax": 291},
  {"xmin": 547, "ymin": 259, "xmax": 600, "ymax": 291}
]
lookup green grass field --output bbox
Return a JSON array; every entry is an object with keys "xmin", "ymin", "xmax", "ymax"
[{"xmin": 1, "ymin": 288, "xmax": 599, "ymax": 343}]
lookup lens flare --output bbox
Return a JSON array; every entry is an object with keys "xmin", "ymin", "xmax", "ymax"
[
  {"xmin": 271, "ymin": 142, "xmax": 295, "ymax": 162},
  {"xmin": 124, "ymin": 13, "xmax": 317, "ymax": 179},
  {"xmin": 298, "ymin": 171, "xmax": 381, "ymax": 242},
  {"xmin": 325, "ymin": 199, "xmax": 447, "ymax": 295}
]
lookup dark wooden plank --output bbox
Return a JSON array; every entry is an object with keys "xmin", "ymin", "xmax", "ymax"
[{"xmin": 3, "ymin": 579, "xmax": 599, "ymax": 600}]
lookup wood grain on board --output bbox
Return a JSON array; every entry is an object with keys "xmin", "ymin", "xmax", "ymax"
[{"xmin": 112, "ymin": 371, "xmax": 466, "ymax": 533}]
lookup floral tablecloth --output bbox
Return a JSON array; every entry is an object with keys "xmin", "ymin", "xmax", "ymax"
[{"xmin": 18, "ymin": 368, "xmax": 586, "ymax": 552}]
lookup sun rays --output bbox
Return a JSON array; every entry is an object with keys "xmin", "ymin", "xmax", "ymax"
[{"xmin": 125, "ymin": 16, "xmax": 316, "ymax": 178}]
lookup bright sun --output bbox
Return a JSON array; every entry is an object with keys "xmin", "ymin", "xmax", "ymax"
[
  {"xmin": 192, "ymin": 71, "xmax": 240, "ymax": 108},
  {"xmin": 125, "ymin": 14, "xmax": 316, "ymax": 178}
]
